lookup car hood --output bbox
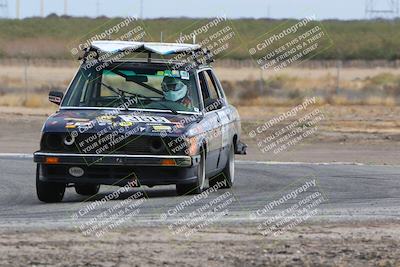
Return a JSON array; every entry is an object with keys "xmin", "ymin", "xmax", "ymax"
[{"xmin": 43, "ymin": 109, "xmax": 201, "ymax": 136}]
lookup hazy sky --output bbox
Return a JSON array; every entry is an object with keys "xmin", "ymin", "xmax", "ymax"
[{"xmin": 3, "ymin": 0, "xmax": 399, "ymax": 20}]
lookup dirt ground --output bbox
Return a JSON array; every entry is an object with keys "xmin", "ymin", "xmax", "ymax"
[
  {"xmin": 0, "ymin": 105, "xmax": 399, "ymax": 266},
  {"xmin": 238, "ymin": 104, "xmax": 400, "ymax": 164},
  {"xmin": 0, "ymin": 222, "xmax": 399, "ymax": 267}
]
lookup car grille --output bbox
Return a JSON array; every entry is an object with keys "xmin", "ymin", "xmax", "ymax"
[{"xmin": 41, "ymin": 133, "xmax": 184, "ymax": 155}]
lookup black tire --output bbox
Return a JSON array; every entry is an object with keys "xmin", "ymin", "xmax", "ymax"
[
  {"xmin": 36, "ymin": 164, "xmax": 66, "ymax": 203},
  {"xmin": 209, "ymin": 143, "xmax": 235, "ymax": 189},
  {"xmin": 75, "ymin": 184, "xmax": 100, "ymax": 196},
  {"xmin": 176, "ymin": 147, "xmax": 206, "ymax": 196}
]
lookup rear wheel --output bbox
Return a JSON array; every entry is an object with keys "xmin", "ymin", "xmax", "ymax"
[
  {"xmin": 36, "ymin": 164, "xmax": 66, "ymax": 203},
  {"xmin": 75, "ymin": 184, "xmax": 100, "ymax": 196},
  {"xmin": 210, "ymin": 143, "xmax": 235, "ymax": 189},
  {"xmin": 176, "ymin": 148, "xmax": 206, "ymax": 196}
]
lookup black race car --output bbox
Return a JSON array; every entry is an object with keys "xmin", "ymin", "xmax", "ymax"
[{"xmin": 34, "ymin": 41, "xmax": 247, "ymax": 202}]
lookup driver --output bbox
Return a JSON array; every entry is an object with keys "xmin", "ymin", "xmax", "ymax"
[{"xmin": 161, "ymin": 76, "xmax": 192, "ymax": 109}]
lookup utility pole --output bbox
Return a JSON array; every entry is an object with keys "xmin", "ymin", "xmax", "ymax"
[
  {"xmin": 16, "ymin": 0, "xmax": 20, "ymax": 19},
  {"xmin": 140, "ymin": 0, "xmax": 143, "ymax": 19},
  {"xmin": 40, "ymin": 0, "xmax": 44, "ymax": 17},
  {"xmin": 96, "ymin": 0, "xmax": 100, "ymax": 17},
  {"xmin": 64, "ymin": 0, "xmax": 68, "ymax": 15}
]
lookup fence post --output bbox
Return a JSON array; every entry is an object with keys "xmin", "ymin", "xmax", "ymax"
[{"xmin": 336, "ymin": 60, "xmax": 342, "ymax": 95}]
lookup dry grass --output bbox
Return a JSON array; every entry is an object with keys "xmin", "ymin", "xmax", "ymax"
[
  {"xmin": 0, "ymin": 62, "xmax": 399, "ymax": 108},
  {"xmin": 0, "ymin": 63, "xmax": 75, "ymax": 91},
  {"xmin": 216, "ymin": 66, "xmax": 400, "ymax": 83},
  {"xmin": 223, "ymin": 70, "xmax": 400, "ymax": 106},
  {"xmin": 324, "ymin": 95, "xmax": 396, "ymax": 106},
  {"xmin": 0, "ymin": 93, "xmax": 53, "ymax": 108},
  {"xmin": 1, "ymin": 38, "xmax": 69, "ymax": 59}
]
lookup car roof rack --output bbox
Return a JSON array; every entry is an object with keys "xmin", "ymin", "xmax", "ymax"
[{"xmin": 80, "ymin": 40, "xmax": 214, "ymax": 65}]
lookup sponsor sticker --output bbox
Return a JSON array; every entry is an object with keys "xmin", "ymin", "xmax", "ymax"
[
  {"xmin": 119, "ymin": 115, "xmax": 171, "ymax": 124},
  {"xmin": 118, "ymin": 121, "xmax": 134, "ymax": 127},
  {"xmin": 66, "ymin": 122, "xmax": 77, "ymax": 129},
  {"xmin": 152, "ymin": 125, "xmax": 172, "ymax": 132},
  {"xmin": 64, "ymin": 118, "xmax": 90, "ymax": 122},
  {"xmin": 164, "ymin": 70, "xmax": 172, "ymax": 77},
  {"xmin": 98, "ymin": 115, "xmax": 116, "ymax": 122},
  {"xmin": 180, "ymin": 71, "xmax": 190, "ymax": 80},
  {"xmin": 171, "ymin": 70, "xmax": 180, "ymax": 77}
]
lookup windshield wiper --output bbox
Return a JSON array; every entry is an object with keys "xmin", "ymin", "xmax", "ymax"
[
  {"xmin": 101, "ymin": 82, "xmax": 156, "ymax": 110},
  {"xmin": 120, "ymin": 91, "xmax": 154, "ymax": 100},
  {"xmin": 100, "ymin": 82, "xmax": 178, "ymax": 114},
  {"xmin": 101, "ymin": 82, "xmax": 155, "ymax": 100}
]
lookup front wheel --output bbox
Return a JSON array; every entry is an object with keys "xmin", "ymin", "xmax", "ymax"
[
  {"xmin": 36, "ymin": 165, "xmax": 66, "ymax": 203},
  {"xmin": 210, "ymin": 143, "xmax": 235, "ymax": 189},
  {"xmin": 176, "ymin": 148, "xmax": 206, "ymax": 195}
]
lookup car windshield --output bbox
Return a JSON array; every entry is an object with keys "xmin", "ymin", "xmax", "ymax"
[{"xmin": 61, "ymin": 63, "xmax": 201, "ymax": 113}]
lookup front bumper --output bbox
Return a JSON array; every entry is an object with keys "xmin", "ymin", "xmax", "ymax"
[
  {"xmin": 34, "ymin": 152, "xmax": 200, "ymax": 167},
  {"xmin": 34, "ymin": 152, "xmax": 201, "ymax": 186}
]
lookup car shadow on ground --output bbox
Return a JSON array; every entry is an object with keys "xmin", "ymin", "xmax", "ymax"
[{"xmin": 63, "ymin": 185, "xmax": 180, "ymax": 203}]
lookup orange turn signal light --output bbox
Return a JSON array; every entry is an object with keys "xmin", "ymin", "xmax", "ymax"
[
  {"xmin": 45, "ymin": 157, "xmax": 59, "ymax": 164},
  {"xmin": 161, "ymin": 159, "xmax": 176, "ymax": 166}
]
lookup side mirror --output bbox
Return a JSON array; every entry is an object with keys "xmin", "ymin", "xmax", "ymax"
[{"xmin": 49, "ymin": 91, "xmax": 64, "ymax": 105}]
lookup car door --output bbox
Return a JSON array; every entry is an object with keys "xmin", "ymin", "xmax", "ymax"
[
  {"xmin": 198, "ymin": 70, "xmax": 223, "ymax": 173},
  {"xmin": 204, "ymin": 69, "xmax": 232, "ymax": 169}
]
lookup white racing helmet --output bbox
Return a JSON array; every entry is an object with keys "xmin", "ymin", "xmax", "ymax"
[{"xmin": 161, "ymin": 76, "xmax": 188, "ymax": 102}]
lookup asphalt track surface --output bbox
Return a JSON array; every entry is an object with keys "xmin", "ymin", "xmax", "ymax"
[{"xmin": 0, "ymin": 155, "xmax": 399, "ymax": 230}]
